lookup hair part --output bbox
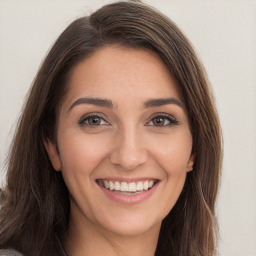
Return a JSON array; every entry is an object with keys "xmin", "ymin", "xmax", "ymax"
[{"xmin": 0, "ymin": 1, "xmax": 222, "ymax": 255}]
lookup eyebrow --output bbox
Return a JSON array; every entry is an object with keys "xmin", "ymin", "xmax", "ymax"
[
  {"xmin": 68, "ymin": 96, "xmax": 184, "ymax": 112},
  {"xmin": 144, "ymin": 97, "xmax": 184, "ymax": 108},
  {"xmin": 69, "ymin": 97, "xmax": 114, "ymax": 111}
]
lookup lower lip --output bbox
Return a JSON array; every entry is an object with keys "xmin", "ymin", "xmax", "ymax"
[{"xmin": 97, "ymin": 182, "xmax": 159, "ymax": 204}]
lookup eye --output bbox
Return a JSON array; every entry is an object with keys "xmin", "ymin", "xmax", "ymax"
[
  {"xmin": 147, "ymin": 114, "xmax": 178, "ymax": 127},
  {"xmin": 79, "ymin": 114, "xmax": 109, "ymax": 127}
]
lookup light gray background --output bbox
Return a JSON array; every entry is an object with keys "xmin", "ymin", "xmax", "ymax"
[{"xmin": 0, "ymin": 1, "xmax": 255, "ymax": 255}]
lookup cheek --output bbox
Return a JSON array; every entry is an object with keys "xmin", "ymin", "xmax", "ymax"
[
  {"xmin": 149, "ymin": 130, "xmax": 193, "ymax": 173},
  {"xmin": 58, "ymin": 131, "xmax": 111, "ymax": 179},
  {"xmin": 149, "ymin": 133, "xmax": 192, "ymax": 216},
  {"xmin": 57, "ymin": 132, "xmax": 112, "ymax": 218}
]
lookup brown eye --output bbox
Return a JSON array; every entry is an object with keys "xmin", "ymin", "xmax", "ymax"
[
  {"xmin": 79, "ymin": 115, "xmax": 109, "ymax": 126},
  {"xmin": 87, "ymin": 116, "xmax": 101, "ymax": 125},
  {"xmin": 152, "ymin": 117, "xmax": 166, "ymax": 126},
  {"xmin": 147, "ymin": 114, "xmax": 178, "ymax": 127}
]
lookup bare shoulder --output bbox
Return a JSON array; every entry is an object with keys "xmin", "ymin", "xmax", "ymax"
[{"xmin": 0, "ymin": 249, "xmax": 23, "ymax": 256}]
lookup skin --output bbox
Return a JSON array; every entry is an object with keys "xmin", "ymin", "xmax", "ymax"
[{"xmin": 45, "ymin": 45, "xmax": 194, "ymax": 256}]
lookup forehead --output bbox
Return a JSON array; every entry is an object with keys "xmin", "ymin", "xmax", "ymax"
[{"xmin": 64, "ymin": 45, "xmax": 181, "ymax": 107}]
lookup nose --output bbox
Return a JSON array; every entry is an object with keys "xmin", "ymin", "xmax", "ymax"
[{"xmin": 110, "ymin": 128, "xmax": 148, "ymax": 171}]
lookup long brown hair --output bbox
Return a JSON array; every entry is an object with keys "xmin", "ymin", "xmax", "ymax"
[{"xmin": 0, "ymin": 1, "xmax": 222, "ymax": 255}]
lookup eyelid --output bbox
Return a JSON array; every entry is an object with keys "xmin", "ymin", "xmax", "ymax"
[
  {"xmin": 79, "ymin": 112, "xmax": 110, "ymax": 126},
  {"xmin": 146, "ymin": 113, "xmax": 179, "ymax": 127},
  {"xmin": 78, "ymin": 112, "xmax": 178, "ymax": 128}
]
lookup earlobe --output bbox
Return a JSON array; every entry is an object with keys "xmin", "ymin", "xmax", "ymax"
[
  {"xmin": 187, "ymin": 154, "xmax": 195, "ymax": 172},
  {"xmin": 43, "ymin": 139, "xmax": 62, "ymax": 171}
]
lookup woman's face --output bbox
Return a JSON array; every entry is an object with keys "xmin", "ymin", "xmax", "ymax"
[{"xmin": 45, "ymin": 46, "xmax": 194, "ymax": 237}]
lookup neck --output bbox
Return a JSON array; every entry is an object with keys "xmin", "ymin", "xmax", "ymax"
[{"xmin": 65, "ymin": 206, "xmax": 161, "ymax": 256}]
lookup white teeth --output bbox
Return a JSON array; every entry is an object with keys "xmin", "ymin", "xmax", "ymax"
[
  {"xmin": 104, "ymin": 180, "xmax": 109, "ymax": 189},
  {"xmin": 99, "ymin": 179, "xmax": 156, "ymax": 192},
  {"xmin": 121, "ymin": 182, "xmax": 129, "ymax": 191},
  {"xmin": 136, "ymin": 181, "xmax": 144, "ymax": 191},
  {"xmin": 114, "ymin": 181, "xmax": 121, "ymax": 191},
  {"xmin": 109, "ymin": 181, "xmax": 115, "ymax": 191},
  {"xmin": 143, "ymin": 181, "xmax": 149, "ymax": 190},
  {"xmin": 129, "ymin": 182, "xmax": 137, "ymax": 192},
  {"xmin": 148, "ymin": 180, "xmax": 154, "ymax": 188}
]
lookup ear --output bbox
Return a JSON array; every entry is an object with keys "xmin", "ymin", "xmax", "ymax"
[
  {"xmin": 43, "ymin": 139, "xmax": 62, "ymax": 171},
  {"xmin": 186, "ymin": 153, "xmax": 195, "ymax": 172}
]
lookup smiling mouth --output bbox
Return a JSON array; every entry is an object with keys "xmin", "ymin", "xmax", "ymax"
[{"xmin": 96, "ymin": 179, "xmax": 158, "ymax": 195}]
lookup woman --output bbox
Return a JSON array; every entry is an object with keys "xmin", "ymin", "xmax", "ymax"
[{"xmin": 0, "ymin": 1, "xmax": 222, "ymax": 255}]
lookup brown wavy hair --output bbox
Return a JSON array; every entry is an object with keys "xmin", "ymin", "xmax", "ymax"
[{"xmin": 0, "ymin": 1, "xmax": 222, "ymax": 255}]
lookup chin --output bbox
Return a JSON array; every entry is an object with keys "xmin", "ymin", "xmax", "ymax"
[{"xmin": 93, "ymin": 209, "xmax": 163, "ymax": 237}]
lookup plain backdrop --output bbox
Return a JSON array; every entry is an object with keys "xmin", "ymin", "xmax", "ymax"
[{"xmin": 0, "ymin": 0, "xmax": 255, "ymax": 255}]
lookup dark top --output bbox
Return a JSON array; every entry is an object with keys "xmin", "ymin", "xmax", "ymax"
[{"xmin": 0, "ymin": 249, "xmax": 23, "ymax": 256}]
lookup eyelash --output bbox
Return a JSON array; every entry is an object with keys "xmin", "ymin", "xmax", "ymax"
[
  {"xmin": 146, "ymin": 113, "xmax": 179, "ymax": 127},
  {"xmin": 79, "ymin": 113, "xmax": 109, "ymax": 128},
  {"xmin": 78, "ymin": 113, "xmax": 179, "ymax": 128}
]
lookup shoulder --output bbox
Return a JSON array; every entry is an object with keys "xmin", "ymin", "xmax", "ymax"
[{"xmin": 0, "ymin": 249, "xmax": 23, "ymax": 256}]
